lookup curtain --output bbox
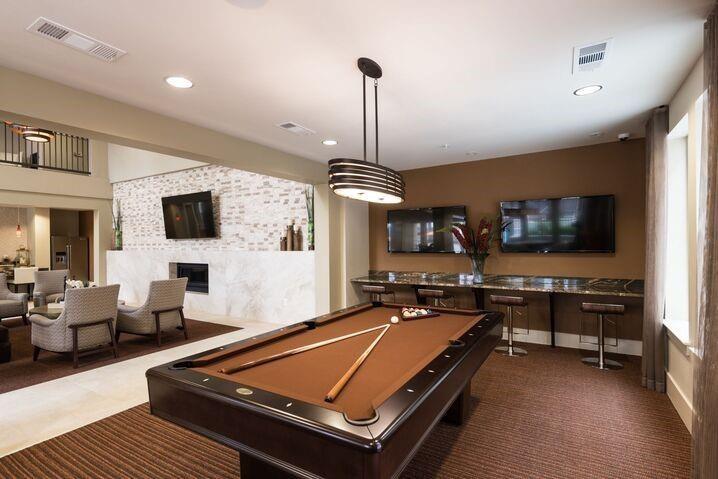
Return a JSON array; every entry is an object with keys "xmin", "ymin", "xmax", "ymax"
[
  {"xmin": 693, "ymin": 7, "xmax": 718, "ymax": 477},
  {"xmin": 642, "ymin": 106, "xmax": 668, "ymax": 392}
]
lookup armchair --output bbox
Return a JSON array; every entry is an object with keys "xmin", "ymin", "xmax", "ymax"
[
  {"xmin": 0, "ymin": 273, "xmax": 28, "ymax": 324},
  {"xmin": 30, "ymin": 284, "xmax": 120, "ymax": 368},
  {"xmin": 116, "ymin": 278, "xmax": 188, "ymax": 346},
  {"xmin": 33, "ymin": 269, "xmax": 68, "ymax": 307}
]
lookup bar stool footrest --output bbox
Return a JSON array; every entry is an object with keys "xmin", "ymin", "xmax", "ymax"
[
  {"xmin": 495, "ymin": 345, "xmax": 527, "ymax": 357},
  {"xmin": 581, "ymin": 357, "xmax": 623, "ymax": 370}
]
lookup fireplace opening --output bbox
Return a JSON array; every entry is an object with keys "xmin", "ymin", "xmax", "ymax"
[{"xmin": 176, "ymin": 263, "xmax": 209, "ymax": 293}]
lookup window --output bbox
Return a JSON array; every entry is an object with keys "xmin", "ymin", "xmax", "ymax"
[
  {"xmin": 664, "ymin": 92, "xmax": 706, "ymax": 345},
  {"xmin": 665, "ymin": 131, "xmax": 689, "ymax": 332}
]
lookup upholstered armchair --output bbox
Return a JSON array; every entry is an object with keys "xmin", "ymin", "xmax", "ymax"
[
  {"xmin": 33, "ymin": 269, "xmax": 68, "ymax": 307},
  {"xmin": 30, "ymin": 284, "xmax": 120, "ymax": 368},
  {"xmin": 115, "ymin": 278, "xmax": 188, "ymax": 346},
  {"xmin": 0, "ymin": 273, "xmax": 28, "ymax": 324}
]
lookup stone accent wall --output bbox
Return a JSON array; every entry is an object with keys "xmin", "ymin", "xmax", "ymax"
[
  {"xmin": 112, "ymin": 165, "xmax": 309, "ymax": 251},
  {"xmin": 0, "ymin": 207, "xmax": 28, "ymax": 261}
]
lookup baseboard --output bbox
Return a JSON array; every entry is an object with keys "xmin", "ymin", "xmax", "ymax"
[
  {"xmin": 502, "ymin": 328, "xmax": 642, "ymax": 356},
  {"xmin": 666, "ymin": 371, "xmax": 694, "ymax": 433}
]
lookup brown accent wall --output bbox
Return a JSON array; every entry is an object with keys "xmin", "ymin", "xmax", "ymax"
[
  {"xmin": 369, "ymin": 139, "xmax": 646, "ymax": 279},
  {"xmin": 368, "ymin": 140, "xmax": 646, "ymax": 343}
]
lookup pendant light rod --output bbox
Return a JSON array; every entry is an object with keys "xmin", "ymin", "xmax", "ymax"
[
  {"xmin": 362, "ymin": 74, "xmax": 367, "ymax": 163},
  {"xmin": 374, "ymin": 79, "xmax": 379, "ymax": 165}
]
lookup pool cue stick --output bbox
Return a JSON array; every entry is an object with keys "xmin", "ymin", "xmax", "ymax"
[
  {"xmin": 325, "ymin": 324, "xmax": 391, "ymax": 403},
  {"xmin": 220, "ymin": 324, "xmax": 389, "ymax": 374}
]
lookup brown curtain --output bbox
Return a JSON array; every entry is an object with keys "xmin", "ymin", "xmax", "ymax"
[
  {"xmin": 642, "ymin": 106, "xmax": 668, "ymax": 393},
  {"xmin": 693, "ymin": 7, "xmax": 718, "ymax": 478}
]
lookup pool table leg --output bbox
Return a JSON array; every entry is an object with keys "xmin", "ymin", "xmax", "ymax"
[
  {"xmin": 240, "ymin": 453, "xmax": 292, "ymax": 479},
  {"xmin": 442, "ymin": 382, "xmax": 472, "ymax": 426}
]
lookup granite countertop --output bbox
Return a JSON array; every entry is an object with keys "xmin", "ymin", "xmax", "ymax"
[{"xmin": 351, "ymin": 271, "xmax": 644, "ymax": 298}]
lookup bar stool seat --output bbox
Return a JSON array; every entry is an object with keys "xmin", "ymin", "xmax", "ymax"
[
  {"xmin": 491, "ymin": 295, "xmax": 528, "ymax": 357},
  {"xmin": 417, "ymin": 288, "xmax": 455, "ymax": 308},
  {"xmin": 580, "ymin": 302, "xmax": 625, "ymax": 370},
  {"xmin": 361, "ymin": 285, "xmax": 396, "ymax": 303}
]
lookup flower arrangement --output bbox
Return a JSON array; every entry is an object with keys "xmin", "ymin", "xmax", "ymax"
[{"xmin": 449, "ymin": 216, "xmax": 507, "ymax": 283}]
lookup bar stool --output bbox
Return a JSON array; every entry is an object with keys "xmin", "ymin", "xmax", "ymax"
[
  {"xmin": 490, "ymin": 295, "xmax": 528, "ymax": 357},
  {"xmin": 580, "ymin": 302, "xmax": 625, "ymax": 370},
  {"xmin": 361, "ymin": 285, "xmax": 396, "ymax": 303},
  {"xmin": 417, "ymin": 288, "xmax": 455, "ymax": 308}
]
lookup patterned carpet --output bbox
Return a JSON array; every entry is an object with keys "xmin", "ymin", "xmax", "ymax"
[{"xmin": 0, "ymin": 344, "xmax": 691, "ymax": 478}]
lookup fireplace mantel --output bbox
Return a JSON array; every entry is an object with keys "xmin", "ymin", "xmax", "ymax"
[{"xmin": 107, "ymin": 250, "xmax": 315, "ymax": 325}]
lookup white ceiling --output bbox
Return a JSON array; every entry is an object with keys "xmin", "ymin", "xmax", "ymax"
[{"xmin": 0, "ymin": 0, "xmax": 711, "ymax": 171}]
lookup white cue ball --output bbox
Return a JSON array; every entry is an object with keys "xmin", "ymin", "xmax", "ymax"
[{"xmin": 390, "ymin": 316, "xmax": 400, "ymax": 324}]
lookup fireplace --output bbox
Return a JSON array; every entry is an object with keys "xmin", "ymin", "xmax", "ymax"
[{"xmin": 176, "ymin": 263, "xmax": 209, "ymax": 293}]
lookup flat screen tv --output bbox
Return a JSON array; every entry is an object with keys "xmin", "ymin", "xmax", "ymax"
[
  {"xmin": 387, "ymin": 206, "xmax": 467, "ymax": 253},
  {"xmin": 500, "ymin": 195, "xmax": 615, "ymax": 253},
  {"xmin": 162, "ymin": 191, "xmax": 217, "ymax": 239}
]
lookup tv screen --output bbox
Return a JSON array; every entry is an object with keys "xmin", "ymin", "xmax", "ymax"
[
  {"xmin": 387, "ymin": 206, "xmax": 467, "ymax": 253},
  {"xmin": 162, "ymin": 191, "xmax": 217, "ymax": 239},
  {"xmin": 500, "ymin": 195, "xmax": 615, "ymax": 253}
]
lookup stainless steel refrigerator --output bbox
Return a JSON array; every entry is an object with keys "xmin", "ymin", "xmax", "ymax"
[{"xmin": 51, "ymin": 236, "xmax": 89, "ymax": 282}]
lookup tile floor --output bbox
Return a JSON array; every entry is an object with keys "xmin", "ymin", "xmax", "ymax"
[{"xmin": 0, "ymin": 308, "xmax": 278, "ymax": 457}]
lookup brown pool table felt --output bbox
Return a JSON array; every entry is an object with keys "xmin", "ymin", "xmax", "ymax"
[{"xmin": 193, "ymin": 305, "xmax": 484, "ymax": 421}]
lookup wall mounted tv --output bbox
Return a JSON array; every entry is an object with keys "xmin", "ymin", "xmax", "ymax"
[
  {"xmin": 500, "ymin": 195, "xmax": 615, "ymax": 253},
  {"xmin": 162, "ymin": 191, "xmax": 217, "ymax": 239},
  {"xmin": 387, "ymin": 206, "xmax": 467, "ymax": 253}
]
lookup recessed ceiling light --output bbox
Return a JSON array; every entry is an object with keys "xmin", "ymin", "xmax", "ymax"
[
  {"xmin": 165, "ymin": 76, "xmax": 193, "ymax": 89},
  {"xmin": 589, "ymin": 131, "xmax": 604, "ymax": 138},
  {"xmin": 322, "ymin": 139, "xmax": 338, "ymax": 146},
  {"xmin": 573, "ymin": 85, "xmax": 602, "ymax": 96}
]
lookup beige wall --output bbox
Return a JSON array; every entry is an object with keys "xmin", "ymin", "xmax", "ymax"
[
  {"xmin": 107, "ymin": 144, "xmax": 206, "ymax": 183},
  {"xmin": 0, "ymin": 66, "xmax": 324, "ymax": 185},
  {"xmin": 370, "ymin": 140, "xmax": 646, "ymax": 279},
  {"xmin": 314, "ymin": 184, "xmax": 370, "ymax": 313},
  {"xmin": 32, "ymin": 208, "xmax": 51, "ymax": 269},
  {"xmin": 670, "ymin": 56, "xmax": 704, "ymax": 132}
]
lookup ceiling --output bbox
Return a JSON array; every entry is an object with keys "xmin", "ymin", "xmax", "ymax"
[{"xmin": 0, "ymin": 0, "xmax": 711, "ymax": 171}]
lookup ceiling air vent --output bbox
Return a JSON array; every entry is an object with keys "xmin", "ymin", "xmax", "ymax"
[
  {"xmin": 572, "ymin": 39, "xmax": 612, "ymax": 73},
  {"xmin": 276, "ymin": 121, "xmax": 316, "ymax": 135},
  {"xmin": 26, "ymin": 17, "xmax": 126, "ymax": 63}
]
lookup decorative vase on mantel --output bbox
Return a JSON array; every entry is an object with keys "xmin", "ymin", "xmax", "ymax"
[
  {"xmin": 113, "ymin": 228, "xmax": 123, "ymax": 251},
  {"xmin": 470, "ymin": 255, "xmax": 486, "ymax": 284}
]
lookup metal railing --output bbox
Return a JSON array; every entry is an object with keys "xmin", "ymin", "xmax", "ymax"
[{"xmin": 1, "ymin": 122, "xmax": 91, "ymax": 175}]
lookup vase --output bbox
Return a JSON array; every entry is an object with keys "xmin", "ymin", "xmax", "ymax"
[
  {"xmin": 470, "ymin": 255, "xmax": 486, "ymax": 283},
  {"xmin": 307, "ymin": 221, "xmax": 314, "ymax": 251},
  {"xmin": 113, "ymin": 229, "xmax": 123, "ymax": 251}
]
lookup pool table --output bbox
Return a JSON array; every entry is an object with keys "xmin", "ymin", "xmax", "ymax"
[{"xmin": 147, "ymin": 302, "xmax": 503, "ymax": 478}]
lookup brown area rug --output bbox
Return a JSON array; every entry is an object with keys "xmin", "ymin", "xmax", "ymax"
[
  {"xmin": 0, "ymin": 317, "xmax": 239, "ymax": 394},
  {"xmin": 0, "ymin": 344, "xmax": 691, "ymax": 478}
]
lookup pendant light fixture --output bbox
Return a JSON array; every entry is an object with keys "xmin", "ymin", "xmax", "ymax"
[
  {"xmin": 22, "ymin": 127, "xmax": 55, "ymax": 143},
  {"xmin": 328, "ymin": 58, "xmax": 404, "ymax": 204},
  {"xmin": 15, "ymin": 208, "xmax": 22, "ymax": 237}
]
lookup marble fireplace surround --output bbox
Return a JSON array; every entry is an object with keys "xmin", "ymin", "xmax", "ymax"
[{"xmin": 107, "ymin": 250, "xmax": 315, "ymax": 325}]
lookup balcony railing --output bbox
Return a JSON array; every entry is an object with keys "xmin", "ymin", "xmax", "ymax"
[{"xmin": 1, "ymin": 122, "xmax": 91, "ymax": 175}]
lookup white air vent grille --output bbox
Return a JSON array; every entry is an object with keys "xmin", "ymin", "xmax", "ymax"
[
  {"xmin": 27, "ymin": 17, "xmax": 126, "ymax": 63},
  {"xmin": 572, "ymin": 39, "xmax": 612, "ymax": 73},
  {"xmin": 276, "ymin": 121, "xmax": 316, "ymax": 135}
]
